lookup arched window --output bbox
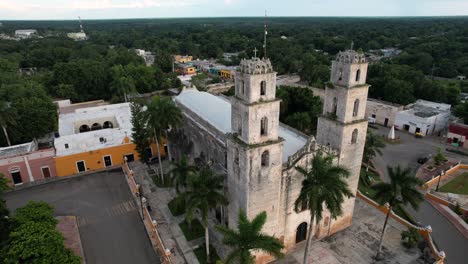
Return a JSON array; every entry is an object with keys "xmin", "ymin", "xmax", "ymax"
[
  {"xmin": 103, "ymin": 121, "xmax": 113, "ymax": 129},
  {"xmin": 234, "ymin": 148, "xmax": 239, "ymax": 165},
  {"xmin": 332, "ymin": 97, "xmax": 338, "ymax": 115},
  {"xmin": 260, "ymin": 117, "xmax": 268, "ymax": 136},
  {"xmin": 79, "ymin": 124, "xmax": 90, "ymax": 133},
  {"xmin": 261, "ymin": 151, "xmax": 269, "ymax": 167},
  {"xmin": 338, "ymin": 68, "xmax": 343, "ymax": 81},
  {"xmin": 91, "ymin": 123, "xmax": 102, "ymax": 131},
  {"xmin": 260, "ymin": 81, "xmax": 266, "ymax": 96},
  {"xmin": 351, "ymin": 129, "xmax": 358, "ymax": 144},
  {"xmin": 353, "ymin": 99, "xmax": 359, "ymax": 117},
  {"xmin": 296, "ymin": 222, "xmax": 307, "ymax": 243},
  {"xmin": 241, "ymin": 80, "xmax": 245, "ymax": 95},
  {"xmin": 355, "ymin": 69, "xmax": 361, "ymax": 82}
]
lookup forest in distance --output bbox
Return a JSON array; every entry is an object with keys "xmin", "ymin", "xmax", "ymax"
[{"xmin": 0, "ymin": 16, "xmax": 467, "ymax": 146}]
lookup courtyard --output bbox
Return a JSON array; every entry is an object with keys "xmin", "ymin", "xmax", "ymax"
[
  {"xmin": 5, "ymin": 170, "xmax": 160, "ymax": 264},
  {"xmin": 439, "ymin": 172, "xmax": 468, "ymax": 195}
]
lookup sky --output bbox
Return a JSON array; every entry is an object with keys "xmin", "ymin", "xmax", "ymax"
[{"xmin": 0, "ymin": 0, "xmax": 467, "ymax": 20}]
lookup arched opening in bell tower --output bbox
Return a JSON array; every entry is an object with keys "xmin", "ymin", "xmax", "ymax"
[
  {"xmin": 332, "ymin": 97, "xmax": 338, "ymax": 115},
  {"xmin": 351, "ymin": 129, "xmax": 358, "ymax": 144},
  {"xmin": 260, "ymin": 117, "xmax": 268, "ymax": 136},
  {"xmin": 353, "ymin": 99, "xmax": 359, "ymax": 117},
  {"xmin": 356, "ymin": 69, "xmax": 361, "ymax": 82},
  {"xmin": 261, "ymin": 151, "xmax": 269, "ymax": 167},
  {"xmin": 260, "ymin": 81, "xmax": 266, "ymax": 96}
]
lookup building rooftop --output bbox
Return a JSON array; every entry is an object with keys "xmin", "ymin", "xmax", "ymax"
[
  {"xmin": 449, "ymin": 123, "xmax": 468, "ymax": 137},
  {"xmin": 55, "ymin": 102, "xmax": 132, "ymax": 156},
  {"xmin": 175, "ymin": 89, "xmax": 308, "ymax": 163},
  {"xmin": 0, "ymin": 141, "xmax": 36, "ymax": 159},
  {"xmin": 402, "ymin": 99, "xmax": 451, "ymax": 118},
  {"xmin": 367, "ymin": 98, "xmax": 403, "ymax": 108}
]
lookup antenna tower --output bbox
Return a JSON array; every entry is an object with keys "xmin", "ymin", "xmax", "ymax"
[{"xmin": 78, "ymin": 16, "xmax": 84, "ymax": 33}]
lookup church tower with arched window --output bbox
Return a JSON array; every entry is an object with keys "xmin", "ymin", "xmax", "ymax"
[
  {"xmin": 226, "ymin": 56, "xmax": 284, "ymax": 237},
  {"xmin": 316, "ymin": 49, "xmax": 369, "ymax": 233}
]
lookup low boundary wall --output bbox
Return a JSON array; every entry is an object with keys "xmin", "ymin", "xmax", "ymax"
[{"xmin": 357, "ymin": 191, "xmax": 446, "ymax": 264}]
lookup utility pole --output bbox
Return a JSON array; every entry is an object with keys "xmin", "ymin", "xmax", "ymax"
[{"xmin": 263, "ymin": 10, "xmax": 268, "ymax": 59}]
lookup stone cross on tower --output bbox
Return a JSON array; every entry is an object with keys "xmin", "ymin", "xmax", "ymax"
[{"xmin": 253, "ymin": 47, "xmax": 258, "ymax": 58}]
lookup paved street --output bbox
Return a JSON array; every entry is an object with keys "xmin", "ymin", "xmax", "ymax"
[
  {"xmin": 5, "ymin": 170, "xmax": 159, "ymax": 264},
  {"xmin": 371, "ymin": 125, "xmax": 468, "ymax": 264}
]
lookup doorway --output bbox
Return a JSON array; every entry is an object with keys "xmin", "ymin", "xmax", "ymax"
[
  {"xmin": 124, "ymin": 154, "xmax": 135, "ymax": 162},
  {"xmin": 384, "ymin": 118, "xmax": 389, "ymax": 127},
  {"xmin": 11, "ymin": 169, "xmax": 22, "ymax": 185},
  {"xmin": 41, "ymin": 167, "xmax": 51, "ymax": 178},
  {"xmin": 403, "ymin": 124, "xmax": 410, "ymax": 131},
  {"xmin": 77, "ymin": 161, "xmax": 86, "ymax": 173},
  {"xmin": 415, "ymin": 127, "xmax": 421, "ymax": 133},
  {"xmin": 296, "ymin": 222, "xmax": 308, "ymax": 243},
  {"xmin": 103, "ymin": 156, "xmax": 112, "ymax": 167}
]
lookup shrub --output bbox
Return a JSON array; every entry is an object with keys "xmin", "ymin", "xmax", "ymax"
[
  {"xmin": 401, "ymin": 227, "xmax": 420, "ymax": 249},
  {"xmin": 433, "ymin": 148, "xmax": 447, "ymax": 166}
]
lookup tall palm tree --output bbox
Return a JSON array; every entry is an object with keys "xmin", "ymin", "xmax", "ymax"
[
  {"xmin": 184, "ymin": 167, "xmax": 228, "ymax": 263},
  {"xmin": 0, "ymin": 101, "xmax": 15, "ymax": 146},
  {"xmin": 372, "ymin": 165, "xmax": 423, "ymax": 260},
  {"xmin": 146, "ymin": 96, "xmax": 183, "ymax": 178},
  {"xmin": 362, "ymin": 132, "xmax": 386, "ymax": 186},
  {"xmin": 156, "ymin": 97, "xmax": 183, "ymax": 162},
  {"xmin": 294, "ymin": 151, "xmax": 353, "ymax": 264},
  {"xmin": 216, "ymin": 210, "xmax": 284, "ymax": 264},
  {"xmin": 170, "ymin": 155, "xmax": 196, "ymax": 193}
]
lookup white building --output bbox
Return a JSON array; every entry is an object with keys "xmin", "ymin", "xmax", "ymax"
[
  {"xmin": 394, "ymin": 100, "xmax": 451, "ymax": 136},
  {"xmin": 15, "ymin": 29, "xmax": 37, "ymax": 39},
  {"xmin": 366, "ymin": 98, "xmax": 404, "ymax": 127},
  {"xmin": 67, "ymin": 32, "xmax": 87, "ymax": 41},
  {"xmin": 134, "ymin": 49, "xmax": 155, "ymax": 66}
]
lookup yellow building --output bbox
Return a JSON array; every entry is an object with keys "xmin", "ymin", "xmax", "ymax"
[
  {"xmin": 53, "ymin": 100, "xmax": 166, "ymax": 177},
  {"xmin": 174, "ymin": 55, "xmax": 193, "ymax": 63},
  {"xmin": 219, "ymin": 69, "xmax": 234, "ymax": 79}
]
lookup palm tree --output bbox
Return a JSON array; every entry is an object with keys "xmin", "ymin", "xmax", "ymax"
[
  {"xmin": 0, "ymin": 101, "xmax": 15, "ymax": 146},
  {"xmin": 170, "ymin": 155, "xmax": 196, "ymax": 193},
  {"xmin": 294, "ymin": 151, "xmax": 353, "ymax": 264},
  {"xmin": 155, "ymin": 97, "xmax": 183, "ymax": 162},
  {"xmin": 372, "ymin": 165, "xmax": 423, "ymax": 260},
  {"xmin": 216, "ymin": 210, "xmax": 284, "ymax": 264},
  {"xmin": 146, "ymin": 96, "xmax": 183, "ymax": 179},
  {"xmin": 184, "ymin": 167, "xmax": 228, "ymax": 263},
  {"xmin": 362, "ymin": 132, "xmax": 386, "ymax": 187}
]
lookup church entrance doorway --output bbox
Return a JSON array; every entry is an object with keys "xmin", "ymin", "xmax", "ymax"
[
  {"xmin": 384, "ymin": 118, "xmax": 389, "ymax": 127},
  {"xmin": 296, "ymin": 222, "xmax": 307, "ymax": 243}
]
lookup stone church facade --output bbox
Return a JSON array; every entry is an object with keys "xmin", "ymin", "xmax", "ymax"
[{"xmin": 174, "ymin": 49, "xmax": 369, "ymax": 263}]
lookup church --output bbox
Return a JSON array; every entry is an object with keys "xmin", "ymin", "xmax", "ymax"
[{"xmin": 174, "ymin": 48, "xmax": 369, "ymax": 262}]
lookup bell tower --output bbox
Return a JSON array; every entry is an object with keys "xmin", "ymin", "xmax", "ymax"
[
  {"xmin": 316, "ymin": 49, "xmax": 369, "ymax": 233},
  {"xmin": 226, "ymin": 56, "xmax": 284, "ymax": 236}
]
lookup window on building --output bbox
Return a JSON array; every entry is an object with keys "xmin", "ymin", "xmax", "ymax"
[
  {"xmin": 356, "ymin": 69, "xmax": 361, "ymax": 82},
  {"xmin": 353, "ymin": 99, "xmax": 359, "ymax": 117},
  {"xmin": 351, "ymin": 129, "xmax": 358, "ymax": 144},
  {"xmin": 332, "ymin": 97, "xmax": 338, "ymax": 115},
  {"xmin": 65, "ymin": 143, "xmax": 69, "ymax": 149},
  {"xmin": 338, "ymin": 69, "xmax": 343, "ymax": 81},
  {"xmin": 260, "ymin": 81, "xmax": 266, "ymax": 96},
  {"xmin": 260, "ymin": 117, "xmax": 268, "ymax": 136},
  {"xmin": 79, "ymin": 124, "xmax": 90, "ymax": 133},
  {"xmin": 91, "ymin": 123, "xmax": 102, "ymax": 131},
  {"xmin": 10, "ymin": 168, "xmax": 22, "ymax": 185},
  {"xmin": 103, "ymin": 121, "xmax": 114, "ymax": 129},
  {"xmin": 261, "ymin": 151, "xmax": 269, "ymax": 167}
]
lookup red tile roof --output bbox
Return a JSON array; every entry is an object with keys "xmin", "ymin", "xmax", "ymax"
[{"xmin": 449, "ymin": 123, "xmax": 468, "ymax": 136}]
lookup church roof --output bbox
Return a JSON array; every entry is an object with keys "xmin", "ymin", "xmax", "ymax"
[{"xmin": 175, "ymin": 89, "xmax": 308, "ymax": 163}]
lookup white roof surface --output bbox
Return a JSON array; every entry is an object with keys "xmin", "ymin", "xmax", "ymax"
[
  {"xmin": 55, "ymin": 103, "xmax": 132, "ymax": 156},
  {"xmin": 175, "ymin": 89, "xmax": 308, "ymax": 163}
]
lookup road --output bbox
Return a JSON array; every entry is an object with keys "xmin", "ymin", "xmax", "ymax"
[
  {"xmin": 371, "ymin": 125, "xmax": 468, "ymax": 264},
  {"xmin": 5, "ymin": 170, "xmax": 160, "ymax": 264}
]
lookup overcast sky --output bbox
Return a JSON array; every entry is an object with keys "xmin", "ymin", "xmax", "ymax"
[{"xmin": 0, "ymin": 0, "xmax": 467, "ymax": 20}]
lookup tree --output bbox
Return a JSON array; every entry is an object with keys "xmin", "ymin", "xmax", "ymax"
[
  {"xmin": 184, "ymin": 167, "xmax": 228, "ymax": 263},
  {"xmin": 0, "ymin": 101, "xmax": 16, "ymax": 146},
  {"xmin": 455, "ymin": 101, "xmax": 468, "ymax": 124},
  {"xmin": 294, "ymin": 151, "xmax": 353, "ymax": 264},
  {"xmin": 362, "ymin": 132, "xmax": 386, "ymax": 186},
  {"xmin": 4, "ymin": 201, "xmax": 81, "ymax": 264},
  {"xmin": 433, "ymin": 148, "xmax": 447, "ymax": 166},
  {"xmin": 216, "ymin": 210, "xmax": 284, "ymax": 264},
  {"xmin": 146, "ymin": 96, "xmax": 166, "ymax": 178},
  {"xmin": 155, "ymin": 97, "xmax": 183, "ymax": 162},
  {"xmin": 371, "ymin": 166, "xmax": 423, "ymax": 260},
  {"xmin": 130, "ymin": 101, "xmax": 151, "ymax": 167},
  {"xmin": 0, "ymin": 174, "xmax": 11, "ymax": 250},
  {"xmin": 170, "ymin": 155, "xmax": 196, "ymax": 193},
  {"xmin": 401, "ymin": 227, "xmax": 420, "ymax": 249}
]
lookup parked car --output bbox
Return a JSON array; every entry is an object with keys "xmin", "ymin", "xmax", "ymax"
[
  {"xmin": 415, "ymin": 132, "xmax": 424, "ymax": 138},
  {"xmin": 417, "ymin": 156, "xmax": 429, "ymax": 164}
]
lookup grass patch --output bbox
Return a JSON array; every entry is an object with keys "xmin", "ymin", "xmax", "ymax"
[
  {"xmin": 151, "ymin": 175, "xmax": 173, "ymax": 188},
  {"xmin": 179, "ymin": 219, "xmax": 204, "ymax": 241},
  {"xmin": 168, "ymin": 196, "xmax": 186, "ymax": 217},
  {"xmin": 358, "ymin": 167, "xmax": 417, "ymax": 224},
  {"xmin": 194, "ymin": 245, "xmax": 221, "ymax": 264},
  {"xmin": 439, "ymin": 172, "xmax": 468, "ymax": 195}
]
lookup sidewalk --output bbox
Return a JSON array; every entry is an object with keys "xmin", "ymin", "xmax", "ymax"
[{"xmin": 130, "ymin": 161, "xmax": 200, "ymax": 264}]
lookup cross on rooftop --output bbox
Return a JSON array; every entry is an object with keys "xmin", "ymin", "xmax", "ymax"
[{"xmin": 253, "ymin": 47, "xmax": 258, "ymax": 58}]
